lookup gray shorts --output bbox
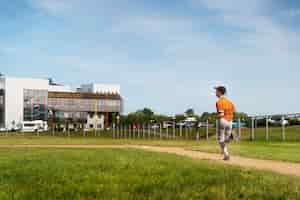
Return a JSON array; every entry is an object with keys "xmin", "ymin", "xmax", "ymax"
[{"xmin": 217, "ymin": 118, "xmax": 232, "ymax": 144}]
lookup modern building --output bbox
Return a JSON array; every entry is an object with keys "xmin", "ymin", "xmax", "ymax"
[{"xmin": 0, "ymin": 75, "xmax": 122, "ymax": 131}]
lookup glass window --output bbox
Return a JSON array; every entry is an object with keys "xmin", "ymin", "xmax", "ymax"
[
  {"xmin": 23, "ymin": 89, "xmax": 48, "ymax": 121},
  {"xmin": 0, "ymin": 89, "xmax": 4, "ymax": 127}
]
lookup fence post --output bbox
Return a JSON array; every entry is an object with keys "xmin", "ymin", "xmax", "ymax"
[
  {"xmin": 196, "ymin": 127, "xmax": 200, "ymax": 141},
  {"xmin": 282, "ymin": 116, "xmax": 286, "ymax": 141},
  {"xmin": 125, "ymin": 125, "xmax": 128, "ymax": 139},
  {"xmin": 160, "ymin": 123, "xmax": 162, "ymax": 139},
  {"xmin": 215, "ymin": 120, "xmax": 219, "ymax": 141},
  {"xmin": 237, "ymin": 118, "xmax": 241, "ymax": 141},
  {"xmin": 251, "ymin": 117, "xmax": 255, "ymax": 141},
  {"xmin": 206, "ymin": 120, "xmax": 209, "ymax": 140},
  {"xmin": 148, "ymin": 124, "xmax": 151, "ymax": 139},
  {"xmin": 52, "ymin": 124, "xmax": 55, "ymax": 137},
  {"xmin": 166, "ymin": 126, "xmax": 169, "ymax": 139},
  {"xmin": 265, "ymin": 117, "xmax": 269, "ymax": 141},
  {"xmin": 6, "ymin": 123, "xmax": 9, "ymax": 137},
  {"xmin": 173, "ymin": 124, "xmax": 176, "ymax": 139},
  {"xmin": 179, "ymin": 125, "xmax": 182, "ymax": 139}
]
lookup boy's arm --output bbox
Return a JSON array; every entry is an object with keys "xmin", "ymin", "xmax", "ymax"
[{"xmin": 216, "ymin": 102, "xmax": 225, "ymax": 118}]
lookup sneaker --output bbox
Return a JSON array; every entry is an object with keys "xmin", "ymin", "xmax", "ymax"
[{"xmin": 223, "ymin": 155, "xmax": 230, "ymax": 161}]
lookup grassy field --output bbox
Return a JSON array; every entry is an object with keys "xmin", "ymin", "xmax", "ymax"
[
  {"xmin": 238, "ymin": 125, "xmax": 300, "ymax": 141},
  {"xmin": 0, "ymin": 148, "xmax": 299, "ymax": 200},
  {"xmin": 189, "ymin": 141, "xmax": 300, "ymax": 163},
  {"xmin": 0, "ymin": 135, "xmax": 300, "ymax": 162}
]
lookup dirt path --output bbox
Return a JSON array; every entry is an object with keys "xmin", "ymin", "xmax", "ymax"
[{"xmin": 1, "ymin": 144, "xmax": 300, "ymax": 177}]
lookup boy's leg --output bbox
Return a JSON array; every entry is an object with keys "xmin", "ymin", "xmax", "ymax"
[
  {"xmin": 218, "ymin": 119, "xmax": 230, "ymax": 160},
  {"xmin": 225, "ymin": 124, "xmax": 233, "ymax": 142},
  {"xmin": 218, "ymin": 121, "xmax": 228, "ymax": 157}
]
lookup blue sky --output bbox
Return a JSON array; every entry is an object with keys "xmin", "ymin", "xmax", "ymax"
[{"xmin": 1, "ymin": 0, "xmax": 300, "ymax": 115}]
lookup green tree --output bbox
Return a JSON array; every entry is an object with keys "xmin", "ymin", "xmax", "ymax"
[
  {"xmin": 185, "ymin": 108, "xmax": 195, "ymax": 117},
  {"xmin": 175, "ymin": 114, "xmax": 186, "ymax": 122}
]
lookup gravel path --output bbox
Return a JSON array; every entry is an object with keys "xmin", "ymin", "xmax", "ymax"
[{"xmin": 1, "ymin": 144, "xmax": 300, "ymax": 177}]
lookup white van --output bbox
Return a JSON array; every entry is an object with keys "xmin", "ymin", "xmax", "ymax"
[{"xmin": 21, "ymin": 121, "xmax": 48, "ymax": 132}]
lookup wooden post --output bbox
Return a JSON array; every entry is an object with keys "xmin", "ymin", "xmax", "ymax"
[{"xmin": 237, "ymin": 118, "xmax": 241, "ymax": 141}]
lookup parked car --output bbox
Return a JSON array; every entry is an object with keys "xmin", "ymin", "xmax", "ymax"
[
  {"xmin": 163, "ymin": 121, "xmax": 174, "ymax": 129},
  {"xmin": 151, "ymin": 124, "xmax": 160, "ymax": 129},
  {"xmin": 268, "ymin": 119, "xmax": 289, "ymax": 126},
  {"xmin": 0, "ymin": 128, "xmax": 7, "ymax": 132},
  {"xmin": 232, "ymin": 121, "xmax": 247, "ymax": 129},
  {"xmin": 176, "ymin": 122, "xmax": 186, "ymax": 128},
  {"xmin": 21, "ymin": 120, "xmax": 48, "ymax": 132}
]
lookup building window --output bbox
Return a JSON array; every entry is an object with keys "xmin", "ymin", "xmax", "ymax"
[
  {"xmin": 0, "ymin": 89, "xmax": 4, "ymax": 127},
  {"xmin": 23, "ymin": 89, "xmax": 48, "ymax": 121}
]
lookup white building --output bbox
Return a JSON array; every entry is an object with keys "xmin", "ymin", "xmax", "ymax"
[
  {"xmin": 0, "ymin": 77, "xmax": 49, "ymax": 130},
  {"xmin": 0, "ymin": 75, "xmax": 122, "ymax": 131},
  {"xmin": 79, "ymin": 83, "xmax": 120, "ymax": 94}
]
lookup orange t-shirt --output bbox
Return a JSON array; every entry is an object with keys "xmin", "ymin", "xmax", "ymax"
[{"xmin": 216, "ymin": 97, "xmax": 235, "ymax": 121}]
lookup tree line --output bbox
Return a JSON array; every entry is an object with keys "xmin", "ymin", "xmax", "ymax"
[{"xmin": 119, "ymin": 108, "xmax": 249, "ymax": 125}]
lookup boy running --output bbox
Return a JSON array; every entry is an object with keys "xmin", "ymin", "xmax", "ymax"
[{"xmin": 214, "ymin": 86, "xmax": 235, "ymax": 161}]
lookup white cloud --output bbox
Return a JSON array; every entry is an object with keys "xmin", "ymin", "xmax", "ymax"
[{"xmin": 21, "ymin": 0, "xmax": 300, "ymax": 114}]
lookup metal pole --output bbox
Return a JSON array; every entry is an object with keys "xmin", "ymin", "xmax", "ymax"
[
  {"xmin": 215, "ymin": 120, "xmax": 218, "ymax": 141},
  {"xmin": 113, "ymin": 124, "xmax": 115, "ymax": 139},
  {"xmin": 160, "ymin": 123, "xmax": 162, "ymax": 139},
  {"xmin": 166, "ymin": 126, "xmax": 169, "ymax": 139},
  {"xmin": 206, "ymin": 120, "xmax": 209, "ymax": 140},
  {"xmin": 173, "ymin": 123, "xmax": 176, "ymax": 139},
  {"xmin": 148, "ymin": 124, "xmax": 151, "ymax": 139},
  {"xmin": 68, "ymin": 123, "xmax": 70, "ymax": 137},
  {"xmin": 237, "ymin": 118, "xmax": 241, "ymax": 141},
  {"xmin": 282, "ymin": 116, "xmax": 286, "ymax": 141},
  {"xmin": 6, "ymin": 123, "xmax": 8, "ymax": 137},
  {"xmin": 251, "ymin": 117, "xmax": 255, "ymax": 141},
  {"xmin": 52, "ymin": 124, "xmax": 55, "ymax": 137},
  {"xmin": 180, "ymin": 125, "xmax": 182, "ymax": 138},
  {"xmin": 266, "ymin": 117, "xmax": 269, "ymax": 141}
]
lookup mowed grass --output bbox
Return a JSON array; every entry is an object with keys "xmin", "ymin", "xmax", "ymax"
[
  {"xmin": 1, "ymin": 135, "xmax": 300, "ymax": 162},
  {"xmin": 189, "ymin": 141, "xmax": 300, "ymax": 163},
  {"xmin": 239, "ymin": 125, "xmax": 300, "ymax": 141},
  {"xmin": 0, "ymin": 148, "xmax": 299, "ymax": 200}
]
